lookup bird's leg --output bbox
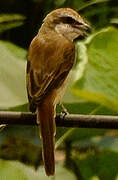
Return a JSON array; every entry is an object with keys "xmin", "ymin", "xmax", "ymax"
[
  {"xmin": 61, "ymin": 104, "xmax": 68, "ymax": 115},
  {"xmin": 0, "ymin": 124, "xmax": 7, "ymax": 132},
  {"xmin": 60, "ymin": 104, "xmax": 69, "ymax": 119}
]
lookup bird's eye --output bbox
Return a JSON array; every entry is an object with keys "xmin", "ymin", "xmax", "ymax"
[
  {"xmin": 61, "ymin": 17, "xmax": 76, "ymax": 24},
  {"xmin": 65, "ymin": 17, "xmax": 76, "ymax": 24}
]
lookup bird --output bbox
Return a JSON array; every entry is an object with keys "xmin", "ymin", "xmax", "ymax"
[{"xmin": 26, "ymin": 8, "xmax": 91, "ymax": 176}]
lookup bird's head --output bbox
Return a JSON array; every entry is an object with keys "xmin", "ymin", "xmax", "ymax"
[{"xmin": 42, "ymin": 8, "xmax": 91, "ymax": 41}]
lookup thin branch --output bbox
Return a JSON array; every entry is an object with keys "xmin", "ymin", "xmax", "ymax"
[{"xmin": 0, "ymin": 111, "xmax": 118, "ymax": 129}]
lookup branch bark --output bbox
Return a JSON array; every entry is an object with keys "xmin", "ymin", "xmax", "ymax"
[{"xmin": 0, "ymin": 111, "xmax": 118, "ymax": 129}]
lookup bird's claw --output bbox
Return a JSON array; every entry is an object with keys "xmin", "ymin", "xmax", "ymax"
[{"xmin": 60, "ymin": 104, "xmax": 69, "ymax": 119}]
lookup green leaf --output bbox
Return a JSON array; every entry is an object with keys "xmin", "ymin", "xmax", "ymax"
[
  {"xmin": 54, "ymin": 0, "xmax": 67, "ymax": 7},
  {"xmin": 0, "ymin": 160, "xmax": 76, "ymax": 180},
  {"xmin": 73, "ymin": 151, "xmax": 118, "ymax": 180},
  {"xmin": 0, "ymin": 14, "xmax": 25, "ymax": 23},
  {"xmin": 72, "ymin": 27, "xmax": 118, "ymax": 112},
  {"xmin": 110, "ymin": 18, "xmax": 118, "ymax": 24},
  {"xmin": 0, "ymin": 22, "xmax": 24, "ymax": 33},
  {"xmin": 0, "ymin": 14, "xmax": 25, "ymax": 33},
  {"xmin": 9, "ymin": 103, "xmax": 29, "ymax": 112},
  {"xmin": 92, "ymin": 135, "xmax": 118, "ymax": 153},
  {"xmin": 0, "ymin": 41, "xmax": 27, "ymax": 109},
  {"xmin": 78, "ymin": 0, "xmax": 110, "ymax": 11},
  {"xmin": 0, "ymin": 159, "xmax": 39, "ymax": 180}
]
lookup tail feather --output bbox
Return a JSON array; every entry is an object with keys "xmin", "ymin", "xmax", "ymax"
[{"xmin": 37, "ymin": 102, "xmax": 56, "ymax": 176}]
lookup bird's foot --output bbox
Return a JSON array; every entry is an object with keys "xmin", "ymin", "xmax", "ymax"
[{"xmin": 60, "ymin": 104, "xmax": 69, "ymax": 119}]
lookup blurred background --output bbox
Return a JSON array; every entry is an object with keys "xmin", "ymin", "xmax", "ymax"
[{"xmin": 0, "ymin": 0, "xmax": 118, "ymax": 179}]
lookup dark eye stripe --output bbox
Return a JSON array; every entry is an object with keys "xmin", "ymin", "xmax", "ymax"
[
  {"xmin": 61, "ymin": 17, "xmax": 76, "ymax": 24},
  {"xmin": 61, "ymin": 16, "xmax": 83, "ymax": 25}
]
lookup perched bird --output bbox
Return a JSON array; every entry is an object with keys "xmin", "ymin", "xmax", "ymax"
[{"xmin": 26, "ymin": 8, "xmax": 90, "ymax": 176}]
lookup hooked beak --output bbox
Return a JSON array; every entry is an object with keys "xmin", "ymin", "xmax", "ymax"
[
  {"xmin": 81, "ymin": 22, "xmax": 91, "ymax": 34},
  {"xmin": 73, "ymin": 22, "xmax": 91, "ymax": 41}
]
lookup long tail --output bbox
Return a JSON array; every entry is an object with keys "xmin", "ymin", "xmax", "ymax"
[{"xmin": 37, "ymin": 101, "xmax": 56, "ymax": 176}]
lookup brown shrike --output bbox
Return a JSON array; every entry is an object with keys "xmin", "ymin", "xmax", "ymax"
[{"xmin": 26, "ymin": 8, "xmax": 90, "ymax": 176}]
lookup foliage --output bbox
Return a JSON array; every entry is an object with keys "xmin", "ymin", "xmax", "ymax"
[
  {"xmin": 0, "ymin": 14, "xmax": 25, "ymax": 34},
  {"xmin": 0, "ymin": 41, "xmax": 27, "ymax": 109},
  {"xmin": 0, "ymin": 158, "xmax": 76, "ymax": 180},
  {"xmin": 0, "ymin": 137, "xmax": 42, "ymax": 168},
  {"xmin": 72, "ymin": 150, "xmax": 118, "ymax": 180},
  {"xmin": 0, "ymin": 159, "xmax": 39, "ymax": 180},
  {"xmin": 72, "ymin": 27, "xmax": 118, "ymax": 112},
  {"xmin": 0, "ymin": 0, "xmax": 118, "ymax": 179}
]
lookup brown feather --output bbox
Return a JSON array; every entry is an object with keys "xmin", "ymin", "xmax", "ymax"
[{"xmin": 37, "ymin": 97, "xmax": 56, "ymax": 176}]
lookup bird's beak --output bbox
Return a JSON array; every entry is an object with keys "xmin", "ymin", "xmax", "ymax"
[
  {"xmin": 80, "ymin": 22, "xmax": 91, "ymax": 34},
  {"xmin": 73, "ymin": 21, "xmax": 91, "ymax": 41}
]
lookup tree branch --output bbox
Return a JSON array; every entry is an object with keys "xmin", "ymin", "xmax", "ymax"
[{"xmin": 0, "ymin": 111, "xmax": 118, "ymax": 129}]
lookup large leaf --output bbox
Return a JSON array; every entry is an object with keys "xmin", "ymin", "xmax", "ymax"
[
  {"xmin": 0, "ymin": 41, "xmax": 27, "ymax": 109},
  {"xmin": 0, "ymin": 159, "xmax": 39, "ymax": 180},
  {"xmin": 0, "ymin": 159, "xmax": 76, "ymax": 180},
  {"xmin": 73, "ymin": 151, "xmax": 118, "ymax": 180},
  {"xmin": 72, "ymin": 27, "xmax": 118, "ymax": 112}
]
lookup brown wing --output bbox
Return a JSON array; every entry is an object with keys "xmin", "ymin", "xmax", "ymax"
[{"xmin": 26, "ymin": 34, "xmax": 75, "ymax": 112}]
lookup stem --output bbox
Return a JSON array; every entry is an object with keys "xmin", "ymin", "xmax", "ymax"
[{"xmin": 55, "ymin": 128, "xmax": 74, "ymax": 149}]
